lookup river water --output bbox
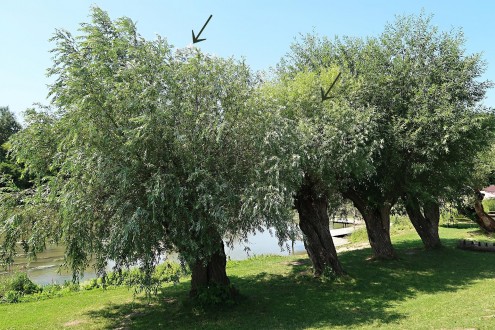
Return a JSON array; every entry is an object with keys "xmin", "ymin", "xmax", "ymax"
[{"xmin": 1, "ymin": 223, "xmax": 351, "ymax": 285}]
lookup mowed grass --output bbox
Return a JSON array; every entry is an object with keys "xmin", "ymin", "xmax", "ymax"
[{"xmin": 1, "ymin": 227, "xmax": 495, "ymax": 329}]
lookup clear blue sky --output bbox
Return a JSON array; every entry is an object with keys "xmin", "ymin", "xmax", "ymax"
[{"xmin": 2, "ymin": 1, "xmax": 495, "ymax": 122}]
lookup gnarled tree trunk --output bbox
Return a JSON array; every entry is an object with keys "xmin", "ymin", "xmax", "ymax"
[
  {"xmin": 403, "ymin": 195, "xmax": 441, "ymax": 249},
  {"xmin": 457, "ymin": 190, "xmax": 495, "ymax": 233},
  {"xmin": 189, "ymin": 233, "xmax": 231, "ymax": 298},
  {"xmin": 294, "ymin": 176, "xmax": 345, "ymax": 276},
  {"xmin": 361, "ymin": 205, "xmax": 396, "ymax": 259},
  {"xmin": 344, "ymin": 188, "xmax": 397, "ymax": 259},
  {"xmin": 473, "ymin": 190, "xmax": 495, "ymax": 232}
]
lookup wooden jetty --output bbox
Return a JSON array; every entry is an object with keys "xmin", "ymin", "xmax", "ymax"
[
  {"xmin": 330, "ymin": 227, "xmax": 355, "ymax": 237},
  {"xmin": 331, "ymin": 218, "xmax": 363, "ymax": 228}
]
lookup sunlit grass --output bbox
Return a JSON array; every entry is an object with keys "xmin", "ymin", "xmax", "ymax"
[{"xmin": 1, "ymin": 226, "xmax": 495, "ymax": 329}]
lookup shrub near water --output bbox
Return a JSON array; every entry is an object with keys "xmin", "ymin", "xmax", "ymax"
[
  {"xmin": 0, "ymin": 262, "xmax": 187, "ymax": 304},
  {"xmin": 0, "ymin": 272, "xmax": 41, "ymax": 303},
  {"xmin": 82, "ymin": 262, "xmax": 186, "ymax": 292}
]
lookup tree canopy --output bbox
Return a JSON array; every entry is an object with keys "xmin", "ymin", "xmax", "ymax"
[
  {"xmin": 1, "ymin": 7, "xmax": 295, "ymax": 295},
  {"xmin": 279, "ymin": 13, "xmax": 494, "ymax": 257},
  {"xmin": 1, "ymin": 8, "xmax": 494, "ymax": 301},
  {"xmin": 0, "ymin": 107, "xmax": 21, "ymax": 162},
  {"xmin": 261, "ymin": 62, "xmax": 378, "ymax": 274},
  {"xmin": 0, "ymin": 106, "xmax": 27, "ymax": 190}
]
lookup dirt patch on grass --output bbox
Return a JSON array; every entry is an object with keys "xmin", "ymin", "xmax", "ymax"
[
  {"xmin": 163, "ymin": 297, "xmax": 177, "ymax": 304},
  {"xmin": 285, "ymin": 260, "xmax": 310, "ymax": 266},
  {"xmin": 63, "ymin": 319, "xmax": 87, "ymax": 327},
  {"xmin": 337, "ymin": 242, "xmax": 370, "ymax": 253}
]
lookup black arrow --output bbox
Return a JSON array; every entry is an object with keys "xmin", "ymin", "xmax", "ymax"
[
  {"xmin": 321, "ymin": 72, "xmax": 341, "ymax": 102},
  {"xmin": 192, "ymin": 15, "xmax": 213, "ymax": 44}
]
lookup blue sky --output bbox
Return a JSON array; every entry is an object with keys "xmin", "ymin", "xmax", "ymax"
[{"xmin": 2, "ymin": 1, "xmax": 495, "ymax": 121}]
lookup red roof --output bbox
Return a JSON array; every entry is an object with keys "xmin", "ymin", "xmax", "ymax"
[{"xmin": 482, "ymin": 185, "xmax": 495, "ymax": 193}]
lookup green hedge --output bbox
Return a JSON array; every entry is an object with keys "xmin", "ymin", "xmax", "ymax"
[{"xmin": 483, "ymin": 198, "xmax": 495, "ymax": 213}]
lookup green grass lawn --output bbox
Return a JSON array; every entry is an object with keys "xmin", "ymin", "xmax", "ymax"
[{"xmin": 1, "ymin": 226, "xmax": 495, "ymax": 329}]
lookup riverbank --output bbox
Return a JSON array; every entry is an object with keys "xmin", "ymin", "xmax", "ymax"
[
  {"xmin": 1, "ymin": 224, "xmax": 357, "ymax": 285},
  {"xmin": 2, "ymin": 226, "xmax": 495, "ymax": 329}
]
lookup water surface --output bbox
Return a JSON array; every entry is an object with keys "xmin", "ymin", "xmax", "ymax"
[{"xmin": 2, "ymin": 223, "xmax": 352, "ymax": 285}]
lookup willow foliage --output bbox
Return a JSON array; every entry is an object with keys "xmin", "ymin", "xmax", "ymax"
[{"xmin": 1, "ymin": 7, "xmax": 296, "ymax": 282}]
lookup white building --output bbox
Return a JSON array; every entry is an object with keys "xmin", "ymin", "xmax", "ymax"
[{"xmin": 481, "ymin": 185, "xmax": 495, "ymax": 199}]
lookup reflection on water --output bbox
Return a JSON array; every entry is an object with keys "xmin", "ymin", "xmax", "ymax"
[
  {"xmin": 225, "ymin": 229, "xmax": 306, "ymax": 260},
  {"xmin": 1, "ymin": 223, "xmax": 351, "ymax": 285}
]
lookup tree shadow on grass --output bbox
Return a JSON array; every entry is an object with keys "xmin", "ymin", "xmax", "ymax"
[{"xmin": 86, "ymin": 234, "xmax": 495, "ymax": 329}]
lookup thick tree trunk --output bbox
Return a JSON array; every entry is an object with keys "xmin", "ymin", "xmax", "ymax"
[
  {"xmin": 189, "ymin": 234, "xmax": 231, "ymax": 298},
  {"xmin": 473, "ymin": 191, "xmax": 495, "ymax": 233},
  {"xmin": 457, "ymin": 191, "xmax": 495, "ymax": 233},
  {"xmin": 343, "ymin": 189, "xmax": 397, "ymax": 259},
  {"xmin": 361, "ymin": 206, "xmax": 396, "ymax": 259},
  {"xmin": 294, "ymin": 178, "xmax": 345, "ymax": 277},
  {"xmin": 403, "ymin": 195, "xmax": 441, "ymax": 249}
]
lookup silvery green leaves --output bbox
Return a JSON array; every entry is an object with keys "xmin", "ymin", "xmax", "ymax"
[{"xmin": 1, "ymin": 7, "xmax": 296, "ymax": 288}]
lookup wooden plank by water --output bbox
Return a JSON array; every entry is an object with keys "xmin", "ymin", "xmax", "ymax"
[{"xmin": 331, "ymin": 227, "xmax": 355, "ymax": 237}]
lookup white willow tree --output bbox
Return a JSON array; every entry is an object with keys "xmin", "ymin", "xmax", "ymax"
[
  {"xmin": 1, "ymin": 7, "xmax": 295, "ymax": 298},
  {"xmin": 281, "ymin": 13, "xmax": 494, "ymax": 258},
  {"xmin": 345, "ymin": 14, "xmax": 495, "ymax": 254},
  {"xmin": 261, "ymin": 66, "xmax": 377, "ymax": 276}
]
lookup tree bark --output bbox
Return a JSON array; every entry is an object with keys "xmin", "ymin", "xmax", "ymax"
[
  {"xmin": 473, "ymin": 190, "xmax": 495, "ymax": 233},
  {"xmin": 189, "ymin": 233, "xmax": 231, "ymax": 298},
  {"xmin": 361, "ymin": 205, "xmax": 396, "ymax": 259},
  {"xmin": 294, "ymin": 177, "xmax": 345, "ymax": 277},
  {"xmin": 457, "ymin": 190, "xmax": 495, "ymax": 233},
  {"xmin": 403, "ymin": 195, "xmax": 441, "ymax": 249},
  {"xmin": 343, "ymin": 188, "xmax": 397, "ymax": 259}
]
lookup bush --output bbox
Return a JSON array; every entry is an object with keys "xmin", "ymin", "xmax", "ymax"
[
  {"xmin": 3, "ymin": 290, "xmax": 21, "ymax": 303},
  {"xmin": 39, "ymin": 283, "xmax": 63, "ymax": 297},
  {"xmin": 0, "ymin": 272, "xmax": 41, "ymax": 303},
  {"xmin": 153, "ymin": 262, "xmax": 185, "ymax": 285},
  {"xmin": 81, "ymin": 278, "xmax": 100, "ymax": 291},
  {"xmin": 0, "ymin": 261, "xmax": 187, "ymax": 304},
  {"xmin": 483, "ymin": 199, "xmax": 495, "ymax": 213},
  {"xmin": 194, "ymin": 283, "xmax": 239, "ymax": 306},
  {"xmin": 9, "ymin": 273, "xmax": 40, "ymax": 294}
]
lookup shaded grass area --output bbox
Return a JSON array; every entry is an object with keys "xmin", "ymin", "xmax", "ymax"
[{"xmin": 2, "ymin": 227, "xmax": 495, "ymax": 329}]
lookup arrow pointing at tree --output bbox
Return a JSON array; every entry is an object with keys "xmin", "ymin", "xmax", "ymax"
[
  {"xmin": 321, "ymin": 72, "xmax": 341, "ymax": 102},
  {"xmin": 192, "ymin": 15, "xmax": 213, "ymax": 44}
]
